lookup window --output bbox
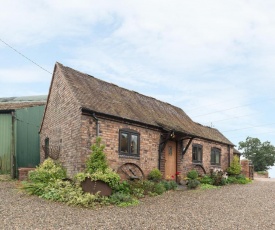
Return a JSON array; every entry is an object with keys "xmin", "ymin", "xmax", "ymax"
[
  {"xmin": 211, "ymin": 148, "xmax": 221, "ymax": 165},
  {"xmin": 119, "ymin": 129, "xmax": 140, "ymax": 157},
  {"xmin": 192, "ymin": 144, "xmax": 202, "ymax": 163}
]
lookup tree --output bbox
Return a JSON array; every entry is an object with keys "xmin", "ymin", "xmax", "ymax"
[
  {"xmin": 227, "ymin": 155, "xmax": 242, "ymax": 175},
  {"xmin": 238, "ymin": 137, "xmax": 275, "ymax": 171},
  {"xmin": 85, "ymin": 137, "xmax": 108, "ymax": 174}
]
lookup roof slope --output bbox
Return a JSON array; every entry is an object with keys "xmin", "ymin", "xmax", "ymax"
[
  {"xmin": 0, "ymin": 95, "xmax": 47, "ymax": 110},
  {"xmin": 56, "ymin": 62, "xmax": 233, "ymax": 145},
  {"xmin": 233, "ymin": 148, "xmax": 242, "ymax": 155}
]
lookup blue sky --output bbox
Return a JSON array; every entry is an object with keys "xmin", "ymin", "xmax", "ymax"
[{"xmin": 1, "ymin": 1, "xmax": 275, "ymax": 176}]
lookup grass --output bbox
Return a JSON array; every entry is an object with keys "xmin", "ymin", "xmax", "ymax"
[
  {"xmin": 199, "ymin": 183, "xmax": 221, "ymax": 190},
  {"xmin": 0, "ymin": 174, "xmax": 13, "ymax": 182}
]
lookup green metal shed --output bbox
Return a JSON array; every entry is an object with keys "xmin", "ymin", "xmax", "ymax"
[{"xmin": 0, "ymin": 96, "xmax": 46, "ymax": 178}]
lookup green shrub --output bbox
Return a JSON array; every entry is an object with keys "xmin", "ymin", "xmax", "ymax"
[
  {"xmin": 227, "ymin": 176, "xmax": 238, "ymax": 184},
  {"xmin": 226, "ymin": 174, "xmax": 251, "ymax": 185},
  {"xmin": 187, "ymin": 179, "xmax": 200, "ymax": 189},
  {"xmin": 128, "ymin": 179, "xmax": 172, "ymax": 196},
  {"xmin": 140, "ymin": 180, "xmax": 155, "ymax": 195},
  {"xmin": 153, "ymin": 182, "xmax": 166, "ymax": 195},
  {"xmin": 236, "ymin": 178, "xmax": 251, "ymax": 184},
  {"xmin": 109, "ymin": 192, "xmax": 139, "ymax": 207},
  {"xmin": 75, "ymin": 138, "xmax": 121, "ymax": 190},
  {"xmin": 169, "ymin": 181, "xmax": 178, "ymax": 190},
  {"xmin": 21, "ymin": 181, "xmax": 48, "ymax": 196},
  {"xmin": 113, "ymin": 181, "xmax": 131, "ymax": 194},
  {"xmin": 235, "ymin": 174, "xmax": 251, "ymax": 184},
  {"xmin": 257, "ymin": 171, "xmax": 268, "ymax": 175},
  {"xmin": 86, "ymin": 137, "xmax": 108, "ymax": 174},
  {"xmin": 199, "ymin": 175, "xmax": 214, "ymax": 185},
  {"xmin": 200, "ymin": 184, "xmax": 220, "ymax": 190},
  {"xmin": 210, "ymin": 170, "xmax": 227, "ymax": 186},
  {"xmin": 129, "ymin": 180, "xmax": 154, "ymax": 195},
  {"xmin": 227, "ymin": 156, "xmax": 241, "ymax": 175},
  {"xmin": 148, "ymin": 168, "xmax": 162, "ymax": 182},
  {"xmin": 187, "ymin": 170, "xmax": 198, "ymax": 180},
  {"xmin": 161, "ymin": 180, "xmax": 178, "ymax": 191},
  {"xmin": 235, "ymin": 174, "xmax": 246, "ymax": 180},
  {"xmin": 131, "ymin": 188, "xmax": 145, "ymax": 198},
  {"xmin": 28, "ymin": 158, "xmax": 66, "ymax": 183}
]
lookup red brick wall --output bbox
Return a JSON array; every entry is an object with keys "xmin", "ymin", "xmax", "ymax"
[
  {"xmin": 179, "ymin": 139, "xmax": 233, "ymax": 177},
  {"xmin": 40, "ymin": 69, "xmax": 82, "ymax": 177},
  {"xmin": 241, "ymin": 159, "xmax": 254, "ymax": 179},
  {"xmin": 18, "ymin": 168, "xmax": 35, "ymax": 181},
  {"xmin": 80, "ymin": 115, "xmax": 161, "ymax": 177}
]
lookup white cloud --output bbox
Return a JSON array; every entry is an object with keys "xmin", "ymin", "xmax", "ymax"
[
  {"xmin": 0, "ymin": 67, "xmax": 51, "ymax": 83},
  {"xmin": 1, "ymin": 0, "xmax": 275, "ymax": 146}
]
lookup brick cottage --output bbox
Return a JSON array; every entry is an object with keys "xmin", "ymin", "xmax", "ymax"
[{"xmin": 40, "ymin": 62, "xmax": 235, "ymax": 180}]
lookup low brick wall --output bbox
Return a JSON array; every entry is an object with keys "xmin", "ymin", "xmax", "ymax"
[
  {"xmin": 254, "ymin": 172, "xmax": 269, "ymax": 178},
  {"xmin": 18, "ymin": 168, "xmax": 36, "ymax": 181}
]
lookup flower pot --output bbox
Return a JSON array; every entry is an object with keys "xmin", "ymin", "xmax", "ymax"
[{"xmin": 81, "ymin": 178, "xmax": 112, "ymax": 196}]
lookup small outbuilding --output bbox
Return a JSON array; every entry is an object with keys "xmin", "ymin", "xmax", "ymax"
[
  {"xmin": 40, "ymin": 63, "xmax": 235, "ymax": 180},
  {"xmin": 0, "ymin": 96, "xmax": 46, "ymax": 178}
]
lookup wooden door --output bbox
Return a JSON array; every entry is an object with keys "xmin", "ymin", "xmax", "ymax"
[{"xmin": 164, "ymin": 141, "xmax": 177, "ymax": 180}]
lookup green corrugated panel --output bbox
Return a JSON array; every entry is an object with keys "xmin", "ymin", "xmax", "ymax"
[
  {"xmin": 0, "ymin": 114, "xmax": 12, "ymax": 174},
  {"xmin": 15, "ymin": 106, "xmax": 45, "ymax": 174}
]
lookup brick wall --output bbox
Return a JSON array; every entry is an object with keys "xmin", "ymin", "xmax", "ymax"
[
  {"xmin": 179, "ymin": 139, "xmax": 233, "ymax": 177},
  {"xmin": 40, "ymin": 68, "xmax": 82, "ymax": 177},
  {"xmin": 18, "ymin": 167, "xmax": 35, "ymax": 181},
  {"xmin": 80, "ymin": 115, "xmax": 161, "ymax": 177},
  {"xmin": 241, "ymin": 159, "xmax": 254, "ymax": 179}
]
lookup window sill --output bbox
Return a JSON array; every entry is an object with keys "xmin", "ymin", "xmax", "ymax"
[
  {"xmin": 119, "ymin": 154, "xmax": 140, "ymax": 160},
  {"xmin": 192, "ymin": 162, "xmax": 203, "ymax": 165}
]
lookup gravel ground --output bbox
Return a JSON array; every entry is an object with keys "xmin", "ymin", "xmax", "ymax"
[{"xmin": 1, "ymin": 179, "xmax": 275, "ymax": 230}]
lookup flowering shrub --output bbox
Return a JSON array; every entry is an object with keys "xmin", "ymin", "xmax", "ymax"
[{"xmin": 210, "ymin": 170, "xmax": 227, "ymax": 186}]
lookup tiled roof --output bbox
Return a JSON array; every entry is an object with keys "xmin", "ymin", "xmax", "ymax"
[
  {"xmin": 0, "ymin": 95, "xmax": 47, "ymax": 111},
  {"xmin": 233, "ymin": 148, "xmax": 242, "ymax": 155},
  {"xmin": 55, "ymin": 62, "xmax": 234, "ymax": 145}
]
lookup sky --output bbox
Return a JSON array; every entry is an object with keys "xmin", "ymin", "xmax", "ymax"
[{"xmin": 1, "ymin": 1, "xmax": 275, "ymax": 177}]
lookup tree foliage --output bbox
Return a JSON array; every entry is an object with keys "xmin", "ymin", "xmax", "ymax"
[{"xmin": 238, "ymin": 137, "xmax": 275, "ymax": 171}]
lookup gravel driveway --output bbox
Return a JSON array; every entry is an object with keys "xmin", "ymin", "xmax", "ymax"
[{"xmin": 1, "ymin": 179, "xmax": 275, "ymax": 229}]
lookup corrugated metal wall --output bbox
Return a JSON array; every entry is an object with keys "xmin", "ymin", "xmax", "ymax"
[
  {"xmin": 0, "ymin": 114, "xmax": 12, "ymax": 174},
  {"xmin": 15, "ymin": 106, "xmax": 45, "ymax": 175}
]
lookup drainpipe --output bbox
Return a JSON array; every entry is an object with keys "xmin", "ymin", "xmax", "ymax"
[{"xmin": 91, "ymin": 113, "xmax": 99, "ymax": 137}]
